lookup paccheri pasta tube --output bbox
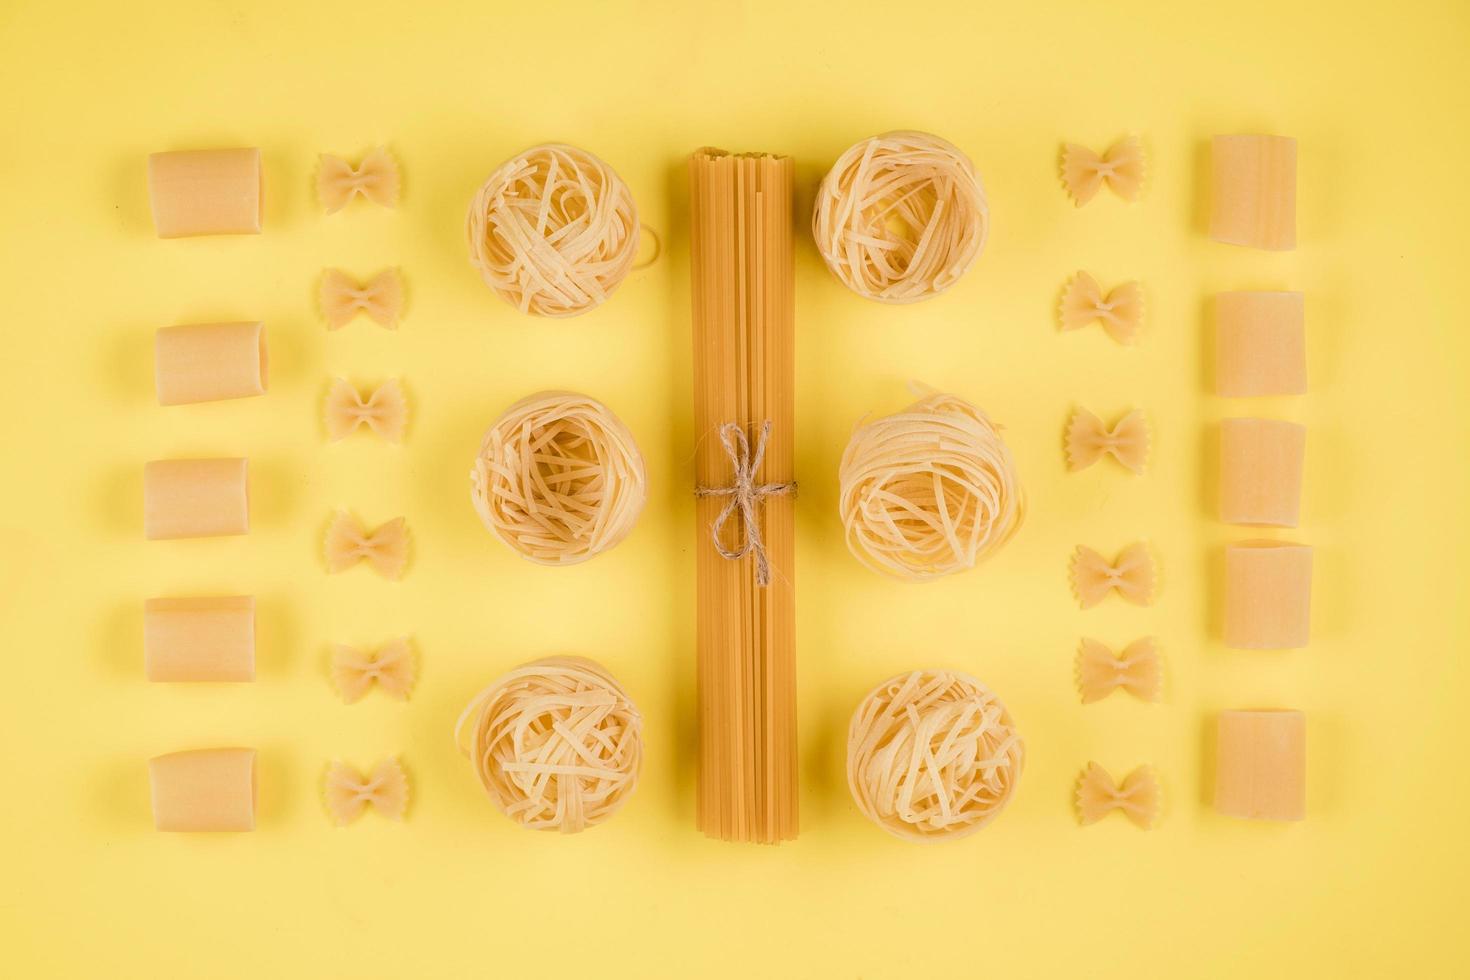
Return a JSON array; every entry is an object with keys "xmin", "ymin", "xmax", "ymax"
[
  {"xmin": 154, "ymin": 321, "xmax": 267, "ymax": 406},
  {"xmin": 1214, "ymin": 710, "xmax": 1305, "ymax": 821},
  {"xmin": 147, "ymin": 148, "xmax": 262, "ymax": 238},
  {"xmin": 1209, "ymin": 135, "xmax": 1296, "ymax": 251},
  {"xmin": 690, "ymin": 148, "xmax": 797, "ymax": 844},
  {"xmin": 144, "ymin": 458, "xmax": 249, "ymax": 540},
  {"xmin": 1215, "ymin": 291, "xmax": 1306, "ymax": 397},
  {"xmin": 1219, "ymin": 418, "xmax": 1305, "ymax": 527},
  {"xmin": 149, "ymin": 747, "xmax": 257, "ymax": 831},
  {"xmin": 1223, "ymin": 541, "xmax": 1312, "ymax": 649},
  {"xmin": 144, "ymin": 596, "xmax": 255, "ymax": 682}
]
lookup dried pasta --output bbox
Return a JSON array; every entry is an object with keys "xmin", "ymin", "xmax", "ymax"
[
  {"xmin": 465, "ymin": 144, "xmax": 639, "ymax": 318},
  {"xmin": 1060, "ymin": 137, "xmax": 1144, "ymax": 206},
  {"xmin": 1220, "ymin": 418, "xmax": 1305, "ymax": 527},
  {"xmin": 147, "ymin": 148, "xmax": 262, "ymax": 238},
  {"xmin": 325, "ymin": 378, "xmax": 408, "ymax": 443},
  {"xmin": 691, "ymin": 148, "xmax": 797, "ymax": 844},
  {"xmin": 1065, "ymin": 408, "xmax": 1150, "ymax": 474},
  {"xmin": 144, "ymin": 458, "xmax": 249, "ymax": 540},
  {"xmin": 1215, "ymin": 291, "xmax": 1306, "ymax": 397},
  {"xmin": 1224, "ymin": 541, "xmax": 1312, "ymax": 649},
  {"xmin": 1075, "ymin": 762, "xmax": 1160, "ymax": 829},
  {"xmin": 324, "ymin": 758, "xmax": 409, "ymax": 825},
  {"xmin": 455, "ymin": 656, "xmax": 642, "ymax": 834},
  {"xmin": 1059, "ymin": 272, "xmax": 1143, "ymax": 345},
  {"xmin": 320, "ymin": 268, "xmax": 404, "ymax": 330},
  {"xmin": 1215, "ymin": 709, "xmax": 1305, "ymax": 821},
  {"xmin": 839, "ymin": 390, "xmax": 1025, "ymax": 582},
  {"xmin": 847, "ymin": 669, "xmax": 1024, "ymax": 842},
  {"xmin": 331, "ymin": 637, "xmax": 415, "ymax": 703},
  {"xmin": 470, "ymin": 391, "xmax": 645, "ymax": 565},
  {"xmin": 324, "ymin": 512, "xmax": 409, "ymax": 580},
  {"xmin": 155, "ymin": 321, "xmax": 267, "ymax": 406},
  {"xmin": 812, "ymin": 131, "xmax": 988, "ymax": 304},
  {"xmin": 1210, "ymin": 135, "xmax": 1296, "ymax": 251},
  {"xmin": 149, "ymin": 747, "xmax": 256, "ymax": 832},
  {"xmin": 318, "ymin": 147, "xmax": 400, "ymax": 213},
  {"xmin": 1070, "ymin": 543, "xmax": 1156, "ymax": 608},
  {"xmin": 144, "ymin": 596, "xmax": 255, "ymax": 682},
  {"xmin": 1075, "ymin": 637, "xmax": 1161, "ymax": 704}
]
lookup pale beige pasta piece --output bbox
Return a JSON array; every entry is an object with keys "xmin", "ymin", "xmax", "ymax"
[
  {"xmin": 1076, "ymin": 763, "xmax": 1160, "ymax": 829},
  {"xmin": 154, "ymin": 322, "xmax": 267, "ymax": 406},
  {"xmin": 144, "ymin": 596, "xmax": 255, "ymax": 682},
  {"xmin": 1215, "ymin": 291, "xmax": 1306, "ymax": 397},
  {"xmin": 1210, "ymin": 135, "xmax": 1297, "ymax": 251},
  {"xmin": 324, "ymin": 512, "xmax": 409, "ymax": 579},
  {"xmin": 325, "ymin": 378, "xmax": 408, "ymax": 443},
  {"xmin": 1075, "ymin": 637, "xmax": 1161, "ymax": 704},
  {"xmin": 1220, "ymin": 418, "xmax": 1305, "ymax": 527},
  {"xmin": 1224, "ymin": 541, "xmax": 1312, "ymax": 649},
  {"xmin": 144, "ymin": 458, "xmax": 249, "ymax": 540},
  {"xmin": 149, "ymin": 747, "xmax": 256, "ymax": 832},
  {"xmin": 319, "ymin": 268, "xmax": 403, "ymax": 330},
  {"xmin": 1060, "ymin": 137, "xmax": 1144, "ymax": 206},
  {"xmin": 318, "ymin": 147, "xmax": 399, "ymax": 213},
  {"xmin": 1215, "ymin": 709, "xmax": 1305, "ymax": 821},
  {"xmin": 1065, "ymin": 408, "xmax": 1150, "ymax": 474},
  {"xmin": 1058, "ymin": 272, "xmax": 1143, "ymax": 344},
  {"xmin": 1070, "ymin": 543, "xmax": 1155, "ymax": 608},
  {"xmin": 147, "ymin": 148, "xmax": 262, "ymax": 238},
  {"xmin": 324, "ymin": 758, "xmax": 409, "ymax": 825},
  {"xmin": 847, "ymin": 669, "xmax": 1024, "ymax": 842},
  {"xmin": 813, "ymin": 131, "xmax": 988, "ymax": 304},
  {"xmin": 331, "ymin": 637, "xmax": 415, "ymax": 703}
]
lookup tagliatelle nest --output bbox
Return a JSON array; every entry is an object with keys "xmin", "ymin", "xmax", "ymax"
[
  {"xmin": 454, "ymin": 656, "xmax": 643, "ymax": 834},
  {"xmin": 847, "ymin": 669, "xmax": 1024, "ymax": 842},
  {"xmin": 838, "ymin": 390, "xmax": 1025, "ymax": 581},
  {"xmin": 465, "ymin": 143, "xmax": 640, "ymax": 318},
  {"xmin": 812, "ymin": 131, "xmax": 988, "ymax": 304},
  {"xmin": 471, "ymin": 391, "xmax": 646, "ymax": 566}
]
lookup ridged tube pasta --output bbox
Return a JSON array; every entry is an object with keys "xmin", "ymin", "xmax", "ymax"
[
  {"xmin": 144, "ymin": 596, "xmax": 255, "ymax": 682},
  {"xmin": 1214, "ymin": 710, "xmax": 1305, "ymax": 821},
  {"xmin": 154, "ymin": 321, "xmax": 267, "ymax": 406},
  {"xmin": 1224, "ymin": 541, "xmax": 1313, "ymax": 649},
  {"xmin": 143, "ymin": 458, "xmax": 249, "ymax": 540},
  {"xmin": 147, "ymin": 148, "xmax": 262, "ymax": 238},
  {"xmin": 149, "ymin": 747, "xmax": 256, "ymax": 832}
]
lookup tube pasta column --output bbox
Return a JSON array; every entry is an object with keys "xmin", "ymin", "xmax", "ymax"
[{"xmin": 689, "ymin": 148, "xmax": 797, "ymax": 844}]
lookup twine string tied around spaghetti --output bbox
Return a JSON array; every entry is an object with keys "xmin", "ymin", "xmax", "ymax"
[{"xmin": 695, "ymin": 420, "xmax": 795, "ymax": 587}]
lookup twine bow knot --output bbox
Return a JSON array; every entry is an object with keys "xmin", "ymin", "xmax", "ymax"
[{"xmin": 695, "ymin": 421, "xmax": 795, "ymax": 587}]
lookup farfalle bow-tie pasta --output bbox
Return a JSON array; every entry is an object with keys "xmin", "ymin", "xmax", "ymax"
[
  {"xmin": 318, "ymin": 147, "xmax": 400, "ymax": 213},
  {"xmin": 1075, "ymin": 637, "xmax": 1161, "ymax": 703},
  {"xmin": 324, "ymin": 758, "xmax": 409, "ymax": 825},
  {"xmin": 320, "ymin": 268, "xmax": 404, "ymax": 329},
  {"xmin": 325, "ymin": 378, "xmax": 408, "ymax": 443},
  {"xmin": 331, "ymin": 637, "xmax": 415, "ymax": 703},
  {"xmin": 1061, "ymin": 136, "xmax": 1144, "ymax": 206},
  {"xmin": 1066, "ymin": 408, "xmax": 1151, "ymax": 474},
  {"xmin": 1075, "ymin": 762, "xmax": 1160, "ymax": 829},
  {"xmin": 1070, "ymin": 543, "xmax": 1156, "ymax": 608},
  {"xmin": 1059, "ymin": 272, "xmax": 1143, "ymax": 345},
  {"xmin": 324, "ymin": 513, "xmax": 410, "ymax": 580}
]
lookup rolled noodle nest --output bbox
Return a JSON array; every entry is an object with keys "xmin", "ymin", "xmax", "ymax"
[
  {"xmin": 465, "ymin": 143, "xmax": 639, "ymax": 318},
  {"xmin": 848, "ymin": 669, "xmax": 1024, "ymax": 842},
  {"xmin": 838, "ymin": 390, "xmax": 1025, "ymax": 582},
  {"xmin": 813, "ymin": 131, "xmax": 988, "ymax": 304},
  {"xmin": 471, "ymin": 391, "xmax": 646, "ymax": 565},
  {"xmin": 455, "ymin": 656, "xmax": 643, "ymax": 833}
]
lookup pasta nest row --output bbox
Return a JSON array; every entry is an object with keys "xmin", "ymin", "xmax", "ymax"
[{"xmin": 471, "ymin": 391, "xmax": 646, "ymax": 566}]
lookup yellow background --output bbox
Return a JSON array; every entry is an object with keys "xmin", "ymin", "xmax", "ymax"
[{"xmin": 2, "ymin": 0, "xmax": 1467, "ymax": 976}]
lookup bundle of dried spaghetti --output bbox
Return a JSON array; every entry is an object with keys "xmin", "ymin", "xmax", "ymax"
[
  {"xmin": 454, "ymin": 656, "xmax": 642, "ymax": 833},
  {"xmin": 812, "ymin": 131, "xmax": 988, "ymax": 304},
  {"xmin": 470, "ymin": 391, "xmax": 646, "ymax": 566},
  {"xmin": 848, "ymin": 669, "xmax": 1024, "ymax": 842},
  {"xmin": 689, "ymin": 148, "xmax": 797, "ymax": 844},
  {"xmin": 838, "ymin": 389, "xmax": 1025, "ymax": 582},
  {"xmin": 465, "ymin": 144, "xmax": 639, "ymax": 318}
]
